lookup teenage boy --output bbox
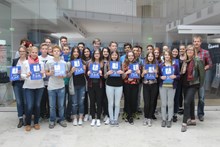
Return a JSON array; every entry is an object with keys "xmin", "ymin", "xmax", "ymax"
[
  {"xmin": 45, "ymin": 45, "xmax": 68, "ymax": 129},
  {"xmin": 39, "ymin": 43, "xmax": 53, "ymax": 119},
  {"xmin": 62, "ymin": 45, "xmax": 72, "ymax": 122},
  {"xmin": 78, "ymin": 42, "xmax": 85, "ymax": 53}
]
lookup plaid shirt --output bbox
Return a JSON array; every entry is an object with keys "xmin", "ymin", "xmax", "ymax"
[{"xmin": 197, "ymin": 48, "xmax": 212, "ymax": 69}]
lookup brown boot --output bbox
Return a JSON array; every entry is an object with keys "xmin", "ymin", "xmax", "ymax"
[
  {"xmin": 25, "ymin": 125, "xmax": 31, "ymax": 131},
  {"xmin": 34, "ymin": 124, "xmax": 40, "ymax": 130}
]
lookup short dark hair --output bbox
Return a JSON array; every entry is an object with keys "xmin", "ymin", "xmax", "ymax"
[
  {"xmin": 78, "ymin": 42, "xmax": 85, "ymax": 47},
  {"xmin": 60, "ymin": 36, "xmax": 67, "ymax": 41}
]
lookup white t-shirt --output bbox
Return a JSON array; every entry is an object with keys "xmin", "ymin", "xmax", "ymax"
[{"xmin": 39, "ymin": 55, "xmax": 53, "ymax": 86}]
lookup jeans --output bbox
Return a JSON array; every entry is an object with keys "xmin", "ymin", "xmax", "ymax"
[
  {"xmin": 71, "ymin": 85, "xmax": 85, "ymax": 115},
  {"xmin": 198, "ymin": 85, "xmax": 205, "ymax": 117},
  {"xmin": 106, "ymin": 85, "xmax": 123, "ymax": 121},
  {"xmin": 48, "ymin": 87, "xmax": 65, "ymax": 122},
  {"xmin": 143, "ymin": 83, "xmax": 158, "ymax": 119},
  {"xmin": 13, "ymin": 82, "xmax": 26, "ymax": 118},
  {"xmin": 183, "ymin": 86, "xmax": 197, "ymax": 123},
  {"xmin": 159, "ymin": 87, "xmax": 176, "ymax": 121},
  {"xmin": 25, "ymin": 88, "xmax": 44, "ymax": 125}
]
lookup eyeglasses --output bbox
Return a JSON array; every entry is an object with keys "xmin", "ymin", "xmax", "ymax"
[{"xmin": 19, "ymin": 51, "xmax": 26, "ymax": 52}]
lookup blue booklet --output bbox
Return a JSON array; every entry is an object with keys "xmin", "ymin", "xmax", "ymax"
[
  {"xmin": 129, "ymin": 63, "xmax": 140, "ymax": 79},
  {"xmin": 71, "ymin": 59, "xmax": 85, "ymax": 75},
  {"xmin": 89, "ymin": 63, "xmax": 100, "ymax": 79},
  {"xmin": 10, "ymin": 66, "xmax": 21, "ymax": 81},
  {"xmin": 172, "ymin": 59, "xmax": 179, "ymax": 68},
  {"xmin": 109, "ymin": 61, "xmax": 121, "ymax": 77},
  {"xmin": 144, "ymin": 64, "xmax": 156, "ymax": 80},
  {"xmin": 54, "ymin": 62, "xmax": 66, "ymax": 76},
  {"xmin": 162, "ymin": 66, "xmax": 175, "ymax": 83},
  {"xmin": 30, "ymin": 64, "xmax": 42, "ymax": 80}
]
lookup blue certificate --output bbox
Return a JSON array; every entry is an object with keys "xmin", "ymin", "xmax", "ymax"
[
  {"xmin": 144, "ymin": 64, "xmax": 156, "ymax": 80},
  {"xmin": 54, "ymin": 62, "xmax": 66, "ymax": 76},
  {"xmin": 109, "ymin": 61, "xmax": 121, "ymax": 77},
  {"xmin": 30, "ymin": 64, "xmax": 42, "ymax": 80},
  {"xmin": 10, "ymin": 66, "xmax": 21, "ymax": 81},
  {"xmin": 162, "ymin": 66, "xmax": 175, "ymax": 84},
  {"xmin": 71, "ymin": 59, "xmax": 85, "ymax": 75},
  {"xmin": 129, "ymin": 63, "xmax": 140, "ymax": 79},
  {"xmin": 89, "ymin": 63, "xmax": 100, "ymax": 79}
]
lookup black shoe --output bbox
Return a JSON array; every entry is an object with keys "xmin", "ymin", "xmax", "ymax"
[
  {"xmin": 173, "ymin": 115, "xmax": 177, "ymax": 122},
  {"xmin": 17, "ymin": 118, "xmax": 23, "ymax": 128},
  {"xmin": 178, "ymin": 109, "xmax": 184, "ymax": 115},
  {"xmin": 152, "ymin": 115, "xmax": 157, "ymax": 120},
  {"xmin": 198, "ymin": 116, "xmax": 204, "ymax": 121},
  {"xmin": 128, "ymin": 118, "xmax": 134, "ymax": 125},
  {"xmin": 66, "ymin": 117, "xmax": 72, "ymax": 122},
  {"xmin": 137, "ymin": 109, "xmax": 142, "ymax": 115}
]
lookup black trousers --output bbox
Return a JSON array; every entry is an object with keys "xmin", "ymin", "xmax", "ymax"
[
  {"xmin": 123, "ymin": 83, "xmax": 139, "ymax": 119},
  {"xmin": 84, "ymin": 91, "xmax": 89, "ymax": 115},
  {"xmin": 102, "ymin": 83, "xmax": 109, "ymax": 117},
  {"xmin": 88, "ymin": 84, "xmax": 103, "ymax": 119},
  {"xmin": 182, "ymin": 86, "xmax": 197, "ymax": 123},
  {"xmin": 143, "ymin": 83, "xmax": 158, "ymax": 119},
  {"xmin": 40, "ymin": 86, "xmax": 49, "ymax": 117}
]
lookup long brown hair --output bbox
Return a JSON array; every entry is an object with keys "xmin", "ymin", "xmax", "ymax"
[
  {"xmin": 124, "ymin": 51, "xmax": 136, "ymax": 66},
  {"xmin": 145, "ymin": 52, "xmax": 156, "ymax": 64}
]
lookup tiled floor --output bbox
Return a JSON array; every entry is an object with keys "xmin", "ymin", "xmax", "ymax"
[{"xmin": 0, "ymin": 106, "xmax": 220, "ymax": 147}]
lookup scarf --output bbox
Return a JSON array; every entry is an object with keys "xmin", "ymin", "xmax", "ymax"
[
  {"xmin": 28, "ymin": 55, "xmax": 39, "ymax": 64},
  {"xmin": 187, "ymin": 59, "xmax": 194, "ymax": 81}
]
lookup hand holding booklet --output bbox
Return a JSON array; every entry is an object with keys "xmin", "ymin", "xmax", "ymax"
[
  {"xmin": 89, "ymin": 63, "xmax": 100, "ymax": 79},
  {"xmin": 71, "ymin": 59, "xmax": 85, "ymax": 75},
  {"xmin": 10, "ymin": 66, "xmax": 21, "ymax": 81},
  {"xmin": 129, "ymin": 63, "xmax": 140, "ymax": 79},
  {"xmin": 54, "ymin": 62, "xmax": 66, "ymax": 77},
  {"xmin": 30, "ymin": 64, "xmax": 42, "ymax": 80},
  {"xmin": 109, "ymin": 61, "xmax": 120, "ymax": 77}
]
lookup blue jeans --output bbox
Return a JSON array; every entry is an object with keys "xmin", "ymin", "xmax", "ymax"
[
  {"xmin": 13, "ymin": 82, "xmax": 26, "ymax": 118},
  {"xmin": 197, "ymin": 85, "xmax": 205, "ymax": 117},
  {"xmin": 25, "ymin": 88, "xmax": 44, "ymax": 125},
  {"xmin": 71, "ymin": 85, "xmax": 85, "ymax": 115},
  {"xmin": 48, "ymin": 87, "xmax": 65, "ymax": 122}
]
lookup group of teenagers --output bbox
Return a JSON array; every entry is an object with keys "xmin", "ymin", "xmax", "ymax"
[{"xmin": 12, "ymin": 36, "xmax": 212, "ymax": 132}]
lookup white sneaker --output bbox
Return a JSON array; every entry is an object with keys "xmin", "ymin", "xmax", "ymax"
[
  {"xmin": 143, "ymin": 118, "xmax": 148, "ymax": 126},
  {"xmin": 91, "ymin": 119, "xmax": 96, "ymax": 127},
  {"xmin": 89, "ymin": 115, "xmax": 92, "ymax": 121},
  {"xmin": 103, "ymin": 115, "xmax": 108, "ymax": 122},
  {"xmin": 104, "ymin": 118, "xmax": 110, "ymax": 125},
  {"xmin": 148, "ymin": 119, "xmax": 152, "ymax": 127},
  {"xmin": 84, "ymin": 114, "xmax": 89, "ymax": 122},
  {"xmin": 96, "ymin": 119, "xmax": 101, "ymax": 127},
  {"xmin": 78, "ymin": 118, "xmax": 83, "ymax": 125},
  {"xmin": 73, "ymin": 119, "xmax": 78, "ymax": 126}
]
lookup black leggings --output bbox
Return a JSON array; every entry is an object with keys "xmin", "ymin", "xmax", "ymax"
[
  {"xmin": 123, "ymin": 83, "xmax": 139, "ymax": 119},
  {"xmin": 182, "ymin": 86, "xmax": 197, "ymax": 123},
  {"xmin": 143, "ymin": 83, "xmax": 158, "ymax": 119},
  {"xmin": 88, "ymin": 84, "xmax": 103, "ymax": 119}
]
